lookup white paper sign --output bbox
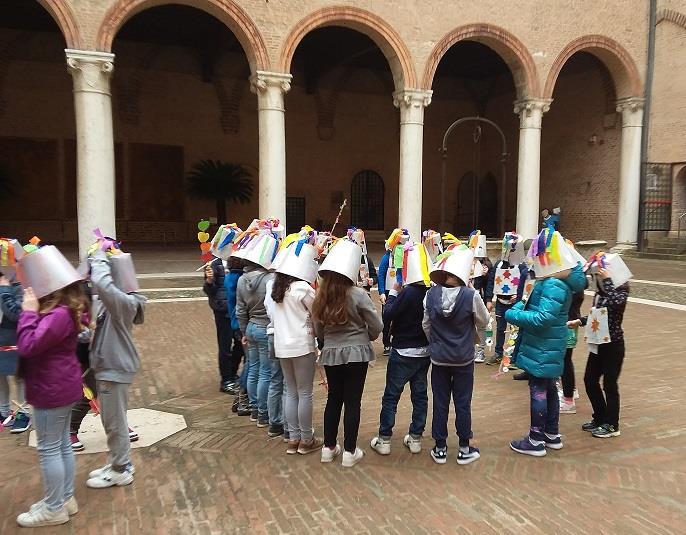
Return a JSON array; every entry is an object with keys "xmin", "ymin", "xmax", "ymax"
[
  {"xmin": 494, "ymin": 265, "xmax": 521, "ymax": 296},
  {"xmin": 584, "ymin": 306, "xmax": 611, "ymax": 345}
]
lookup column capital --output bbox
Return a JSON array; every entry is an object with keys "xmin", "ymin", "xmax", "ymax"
[
  {"xmin": 393, "ymin": 89, "xmax": 432, "ymax": 125},
  {"xmin": 249, "ymin": 70, "xmax": 292, "ymax": 94},
  {"xmin": 513, "ymin": 98, "xmax": 552, "ymax": 128},
  {"xmin": 65, "ymin": 49, "xmax": 115, "ymax": 95},
  {"xmin": 616, "ymin": 97, "xmax": 645, "ymax": 128}
]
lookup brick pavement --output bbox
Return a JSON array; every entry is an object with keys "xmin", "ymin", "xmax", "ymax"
[{"xmin": 0, "ymin": 297, "xmax": 684, "ymax": 534}]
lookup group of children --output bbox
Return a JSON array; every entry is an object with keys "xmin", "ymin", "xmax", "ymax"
[
  {"xmin": 204, "ymin": 220, "xmax": 630, "ymax": 468},
  {"xmin": 0, "ymin": 236, "xmax": 145, "ymax": 528}
]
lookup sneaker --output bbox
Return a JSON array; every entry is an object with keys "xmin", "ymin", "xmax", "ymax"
[
  {"xmin": 30, "ymin": 496, "xmax": 78, "ymax": 516},
  {"xmin": 256, "ymin": 415, "xmax": 269, "ymax": 428},
  {"xmin": 286, "ymin": 440, "xmax": 300, "ymax": 455},
  {"xmin": 474, "ymin": 350, "xmax": 486, "ymax": 364},
  {"xmin": 86, "ymin": 467, "xmax": 134, "ymax": 488},
  {"xmin": 89, "ymin": 464, "xmax": 136, "ymax": 479},
  {"xmin": 220, "ymin": 381, "xmax": 239, "ymax": 395},
  {"xmin": 581, "ymin": 420, "xmax": 601, "ymax": 432},
  {"xmin": 403, "ymin": 434, "xmax": 422, "ymax": 454},
  {"xmin": 383, "ymin": 347, "xmax": 390, "ymax": 357},
  {"xmin": 250, "ymin": 409, "xmax": 259, "ymax": 422},
  {"xmin": 236, "ymin": 404, "xmax": 252, "ymax": 417},
  {"xmin": 10, "ymin": 412, "xmax": 31, "ymax": 434},
  {"xmin": 510, "ymin": 436, "xmax": 547, "ymax": 457},
  {"xmin": 485, "ymin": 355, "xmax": 502, "ymax": 366},
  {"xmin": 342, "ymin": 447, "xmax": 364, "ymax": 467},
  {"xmin": 321, "ymin": 444, "xmax": 342, "ymax": 463},
  {"xmin": 457, "ymin": 446, "xmax": 481, "ymax": 465},
  {"xmin": 559, "ymin": 401, "xmax": 577, "ymax": 414},
  {"xmin": 430, "ymin": 445, "xmax": 447, "ymax": 464},
  {"xmin": 16, "ymin": 502, "xmax": 69, "ymax": 527},
  {"xmin": 543, "ymin": 433, "xmax": 564, "ymax": 450},
  {"xmin": 128, "ymin": 428, "xmax": 139, "ymax": 442},
  {"xmin": 1, "ymin": 412, "xmax": 14, "ymax": 427},
  {"xmin": 231, "ymin": 396, "xmax": 239, "ymax": 413},
  {"xmin": 70, "ymin": 433, "xmax": 84, "ymax": 452},
  {"xmin": 267, "ymin": 425, "xmax": 284, "ymax": 438},
  {"xmin": 370, "ymin": 436, "xmax": 391, "ymax": 455},
  {"xmin": 592, "ymin": 424, "xmax": 620, "ymax": 438},
  {"xmin": 297, "ymin": 437, "xmax": 324, "ymax": 455}
]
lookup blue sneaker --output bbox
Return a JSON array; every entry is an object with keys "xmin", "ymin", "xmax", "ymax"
[
  {"xmin": 543, "ymin": 433, "xmax": 563, "ymax": 450},
  {"xmin": 457, "ymin": 446, "xmax": 481, "ymax": 465},
  {"xmin": 510, "ymin": 435, "xmax": 547, "ymax": 457},
  {"xmin": 11, "ymin": 412, "xmax": 31, "ymax": 434}
]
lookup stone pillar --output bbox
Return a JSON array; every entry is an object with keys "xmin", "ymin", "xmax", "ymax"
[
  {"xmin": 250, "ymin": 71, "xmax": 292, "ymax": 226},
  {"xmin": 615, "ymin": 97, "xmax": 645, "ymax": 248},
  {"xmin": 513, "ymin": 99, "xmax": 551, "ymax": 239},
  {"xmin": 66, "ymin": 49, "xmax": 116, "ymax": 258},
  {"xmin": 393, "ymin": 89, "xmax": 432, "ymax": 240}
]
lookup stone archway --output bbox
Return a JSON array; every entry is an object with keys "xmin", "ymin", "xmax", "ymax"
[
  {"xmin": 96, "ymin": 0, "xmax": 269, "ymax": 74},
  {"xmin": 36, "ymin": 0, "xmax": 82, "ymax": 48},
  {"xmin": 279, "ymin": 6, "xmax": 417, "ymax": 91}
]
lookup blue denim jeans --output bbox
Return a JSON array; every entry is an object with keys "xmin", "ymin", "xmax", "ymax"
[
  {"xmin": 246, "ymin": 322, "xmax": 270, "ymax": 416},
  {"xmin": 529, "ymin": 377, "xmax": 560, "ymax": 438},
  {"xmin": 267, "ymin": 333, "xmax": 286, "ymax": 427},
  {"xmin": 378, "ymin": 350, "xmax": 430, "ymax": 437},
  {"xmin": 495, "ymin": 300, "xmax": 515, "ymax": 357},
  {"xmin": 34, "ymin": 404, "xmax": 75, "ymax": 512}
]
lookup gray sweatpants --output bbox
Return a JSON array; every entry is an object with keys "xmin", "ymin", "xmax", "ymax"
[
  {"xmin": 280, "ymin": 353, "xmax": 316, "ymax": 442},
  {"xmin": 98, "ymin": 380, "xmax": 131, "ymax": 470}
]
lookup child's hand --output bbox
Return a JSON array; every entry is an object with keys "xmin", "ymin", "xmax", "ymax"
[
  {"xmin": 566, "ymin": 319, "xmax": 582, "ymax": 328},
  {"xmin": 379, "ymin": 293, "xmax": 386, "ymax": 305},
  {"xmin": 392, "ymin": 282, "xmax": 402, "ymax": 292},
  {"xmin": 486, "ymin": 301, "xmax": 493, "ymax": 312},
  {"xmin": 241, "ymin": 335, "xmax": 249, "ymax": 347},
  {"xmin": 204, "ymin": 265, "xmax": 213, "ymax": 281},
  {"xmin": 0, "ymin": 275, "xmax": 10, "ymax": 287},
  {"xmin": 22, "ymin": 287, "xmax": 39, "ymax": 313},
  {"xmin": 597, "ymin": 268, "xmax": 610, "ymax": 280}
]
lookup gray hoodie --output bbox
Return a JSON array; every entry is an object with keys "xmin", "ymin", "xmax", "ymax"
[
  {"xmin": 90, "ymin": 250, "xmax": 146, "ymax": 383},
  {"xmin": 235, "ymin": 265, "xmax": 273, "ymax": 334}
]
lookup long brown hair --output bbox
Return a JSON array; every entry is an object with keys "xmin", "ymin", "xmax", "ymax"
[
  {"xmin": 271, "ymin": 273, "xmax": 299, "ymax": 303},
  {"xmin": 39, "ymin": 282, "xmax": 90, "ymax": 331},
  {"xmin": 312, "ymin": 272, "xmax": 352, "ymax": 326}
]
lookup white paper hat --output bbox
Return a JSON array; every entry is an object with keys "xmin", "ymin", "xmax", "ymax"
[
  {"xmin": 422, "ymin": 230, "xmax": 443, "ymax": 262},
  {"xmin": 210, "ymin": 224, "xmax": 242, "ymax": 260},
  {"xmin": 587, "ymin": 252, "xmax": 632, "ymax": 287},
  {"xmin": 501, "ymin": 232, "xmax": 526, "ymax": 265},
  {"xmin": 17, "ymin": 245, "xmax": 83, "ymax": 298},
  {"xmin": 470, "ymin": 259, "xmax": 484, "ymax": 279},
  {"xmin": 527, "ymin": 229, "xmax": 579, "ymax": 279},
  {"xmin": 110, "ymin": 253, "xmax": 139, "ymax": 293},
  {"xmin": 403, "ymin": 242, "xmax": 432, "ymax": 286},
  {"xmin": 0, "ymin": 238, "xmax": 24, "ymax": 278},
  {"xmin": 565, "ymin": 239, "xmax": 586, "ymax": 267},
  {"xmin": 233, "ymin": 233, "xmax": 279, "ymax": 269},
  {"xmin": 469, "ymin": 231, "xmax": 488, "ymax": 258},
  {"xmin": 275, "ymin": 243, "xmax": 319, "ymax": 284},
  {"xmin": 319, "ymin": 239, "xmax": 362, "ymax": 283},
  {"xmin": 430, "ymin": 245, "xmax": 474, "ymax": 286}
]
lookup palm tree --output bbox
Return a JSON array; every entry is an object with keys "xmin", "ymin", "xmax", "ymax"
[{"xmin": 185, "ymin": 160, "xmax": 253, "ymax": 224}]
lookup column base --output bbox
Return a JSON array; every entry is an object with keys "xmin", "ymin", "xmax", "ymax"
[{"xmin": 610, "ymin": 242, "xmax": 637, "ymax": 255}]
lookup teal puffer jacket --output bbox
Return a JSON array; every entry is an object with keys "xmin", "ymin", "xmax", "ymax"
[{"xmin": 505, "ymin": 264, "xmax": 587, "ymax": 378}]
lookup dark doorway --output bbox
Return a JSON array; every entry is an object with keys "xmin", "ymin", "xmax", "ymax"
[{"xmin": 351, "ymin": 170, "xmax": 384, "ymax": 230}]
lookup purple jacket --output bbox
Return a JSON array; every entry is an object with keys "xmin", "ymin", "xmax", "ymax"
[{"xmin": 17, "ymin": 306, "xmax": 83, "ymax": 409}]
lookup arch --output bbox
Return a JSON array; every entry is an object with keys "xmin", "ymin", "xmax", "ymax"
[
  {"xmin": 544, "ymin": 35, "xmax": 642, "ymax": 99},
  {"xmin": 657, "ymin": 9, "xmax": 686, "ymax": 29},
  {"xmin": 422, "ymin": 24, "xmax": 539, "ymax": 98},
  {"xmin": 351, "ymin": 170, "xmax": 385, "ymax": 230},
  {"xmin": 96, "ymin": 0, "xmax": 269, "ymax": 73},
  {"xmin": 36, "ymin": 0, "xmax": 83, "ymax": 48},
  {"xmin": 279, "ymin": 6, "xmax": 417, "ymax": 90}
]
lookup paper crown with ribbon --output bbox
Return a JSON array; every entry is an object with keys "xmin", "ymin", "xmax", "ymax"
[
  {"xmin": 422, "ymin": 230, "xmax": 443, "ymax": 262},
  {"xmin": 272, "ymin": 227, "xmax": 318, "ymax": 272},
  {"xmin": 385, "ymin": 228, "xmax": 409, "ymax": 251},
  {"xmin": 565, "ymin": 239, "xmax": 587, "ymax": 267},
  {"xmin": 585, "ymin": 251, "xmax": 632, "ymax": 287},
  {"xmin": 318, "ymin": 238, "xmax": 362, "ymax": 283},
  {"xmin": 501, "ymin": 232, "xmax": 526, "ymax": 265},
  {"xmin": 431, "ymin": 244, "xmax": 474, "ymax": 286},
  {"xmin": 527, "ymin": 228, "xmax": 579, "ymax": 278},
  {"xmin": 402, "ymin": 241, "xmax": 432, "ymax": 287},
  {"xmin": 210, "ymin": 223, "xmax": 242, "ymax": 260},
  {"xmin": 468, "ymin": 230, "xmax": 488, "ymax": 258},
  {"xmin": 88, "ymin": 229, "xmax": 138, "ymax": 293},
  {"xmin": 232, "ymin": 218, "xmax": 282, "ymax": 269},
  {"xmin": 17, "ymin": 243, "xmax": 83, "ymax": 299},
  {"xmin": 442, "ymin": 233, "xmax": 462, "ymax": 248},
  {"xmin": 274, "ymin": 242, "xmax": 319, "ymax": 284},
  {"xmin": 0, "ymin": 238, "xmax": 24, "ymax": 278}
]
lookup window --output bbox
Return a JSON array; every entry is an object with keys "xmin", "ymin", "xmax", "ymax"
[
  {"xmin": 286, "ymin": 197, "xmax": 306, "ymax": 234},
  {"xmin": 351, "ymin": 170, "xmax": 384, "ymax": 230}
]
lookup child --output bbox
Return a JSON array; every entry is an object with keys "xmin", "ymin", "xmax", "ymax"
[
  {"xmin": 15, "ymin": 245, "xmax": 88, "ymax": 527},
  {"xmin": 469, "ymin": 231, "xmax": 492, "ymax": 363},
  {"xmin": 224, "ymin": 257, "xmax": 247, "ymax": 414},
  {"xmin": 574, "ymin": 253, "xmax": 630, "ymax": 438},
  {"xmin": 377, "ymin": 229, "xmax": 408, "ymax": 355},
  {"xmin": 313, "ymin": 239, "xmax": 383, "ymax": 467},
  {"xmin": 371, "ymin": 241, "xmax": 431, "ymax": 456},
  {"xmin": 506, "ymin": 230, "xmax": 585, "ymax": 456},
  {"xmin": 266, "ymin": 241, "xmax": 321, "ymax": 453},
  {"xmin": 559, "ymin": 284, "xmax": 587, "ymax": 414},
  {"xmin": 86, "ymin": 246, "xmax": 146, "ymax": 488},
  {"xmin": 422, "ymin": 245, "xmax": 489, "ymax": 465},
  {"xmin": 483, "ymin": 233, "xmax": 529, "ymax": 367}
]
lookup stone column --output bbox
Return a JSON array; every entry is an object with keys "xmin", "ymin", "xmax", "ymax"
[
  {"xmin": 250, "ymin": 71, "xmax": 292, "ymax": 226},
  {"xmin": 615, "ymin": 97, "xmax": 645, "ymax": 248},
  {"xmin": 513, "ymin": 99, "xmax": 551, "ymax": 239},
  {"xmin": 66, "ymin": 49, "xmax": 116, "ymax": 258},
  {"xmin": 393, "ymin": 89, "xmax": 432, "ymax": 240}
]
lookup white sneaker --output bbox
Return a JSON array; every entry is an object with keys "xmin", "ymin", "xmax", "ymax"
[
  {"xmin": 17, "ymin": 502, "xmax": 69, "ymax": 527},
  {"xmin": 403, "ymin": 434, "xmax": 422, "ymax": 454},
  {"xmin": 573, "ymin": 388, "xmax": 580, "ymax": 400},
  {"xmin": 474, "ymin": 346, "xmax": 485, "ymax": 363},
  {"xmin": 30, "ymin": 496, "xmax": 78, "ymax": 516},
  {"xmin": 370, "ymin": 436, "xmax": 391, "ymax": 455},
  {"xmin": 89, "ymin": 463, "xmax": 135, "ymax": 479},
  {"xmin": 86, "ymin": 467, "xmax": 134, "ymax": 488},
  {"xmin": 559, "ymin": 401, "xmax": 577, "ymax": 414},
  {"xmin": 342, "ymin": 447, "xmax": 364, "ymax": 467},
  {"xmin": 320, "ymin": 444, "xmax": 342, "ymax": 463}
]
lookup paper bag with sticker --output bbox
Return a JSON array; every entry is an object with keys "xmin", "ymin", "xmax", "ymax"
[{"xmin": 584, "ymin": 306, "xmax": 611, "ymax": 345}]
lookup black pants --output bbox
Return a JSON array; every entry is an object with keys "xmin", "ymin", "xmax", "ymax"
[
  {"xmin": 71, "ymin": 366, "xmax": 96, "ymax": 434},
  {"xmin": 381, "ymin": 292, "xmax": 391, "ymax": 347},
  {"xmin": 229, "ymin": 328, "xmax": 244, "ymax": 381},
  {"xmin": 431, "ymin": 363, "xmax": 474, "ymax": 448},
  {"xmin": 323, "ymin": 362, "xmax": 369, "ymax": 453},
  {"xmin": 561, "ymin": 348, "xmax": 575, "ymax": 398},
  {"xmin": 215, "ymin": 310, "xmax": 240, "ymax": 383},
  {"xmin": 584, "ymin": 340, "xmax": 625, "ymax": 428}
]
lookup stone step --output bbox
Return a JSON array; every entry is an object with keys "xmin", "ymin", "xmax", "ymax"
[
  {"xmin": 649, "ymin": 238, "xmax": 686, "ymax": 247},
  {"xmin": 645, "ymin": 247, "xmax": 686, "ymax": 254},
  {"xmin": 634, "ymin": 251, "xmax": 686, "ymax": 261}
]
